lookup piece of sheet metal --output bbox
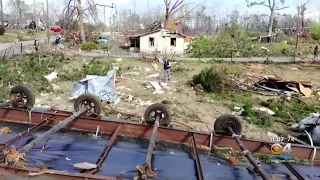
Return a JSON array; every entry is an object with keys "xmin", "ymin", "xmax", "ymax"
[
  {"xmin": 0, "ymin": 107, "xmax": 319, "ymax": 161},
  {"xmin": 0, "ymin": 122, "xmax": 320, "ymax": 180}
]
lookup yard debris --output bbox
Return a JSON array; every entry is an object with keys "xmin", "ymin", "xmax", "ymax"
[
  {"xmin": 3, "ymin": 146, "xmax": 25, "ymax": 167},
  {"xmin": 244, "ymin": 73, "xmax": 314, "ymax": 97},
  {"xmin": 73, "ymin": 162, "xmax": 97, "ymax": 169},
  {"xmin": 291, "ymin": 113, "xmax": 320, "ymax": 145},
  {"xmin": 147, "ymin": 73, "xmax": 159, "ymax": 78},
  {"xmin": 0, "ymin": 126, "xmax": 9, "ymax": 135},
  {"xmin": 70, "ymin": 69, "xmax": 117, "ymax": 101},
  {"xmin": 149, "ymin": 81, "xmax": 165, "ymax": 94},
  {"xmin": 228, "ymin": 156, "xmax": 239, "ymax": 164},
  {"xmin": 252, "ymin": 107, "xmax": 275, "ymax": 116},
  {"xmin": 125, "ymin": 95, "xmax": 133, "ymax": 102},
  {"xmin": 152, "ymin": 64, "xmax": 159, "ymax": 70},
  {"xmin": 44, "ymin": 72, "xmax": 58, "ymax": 82},
  {"xmin": 232, "ymin": 107, "xmax": 244, "ymax": 116}
]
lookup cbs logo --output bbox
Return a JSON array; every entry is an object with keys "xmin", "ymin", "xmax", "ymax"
[{"xmin": 271, "ymin": 143, "xmax": 292, "ymax": 155}]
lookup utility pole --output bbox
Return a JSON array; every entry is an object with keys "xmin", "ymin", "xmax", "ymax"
[
  {"xmin": 95, "ymin": 3, "xmax": 115, "ymax": 32},
  {"xmin": 0, "ymin": 0, "xmax": 3, "ymax": 26},
  {"xmin": 34, "ymin": 0, "xmax": 37, "ymax": 33},
  {"xmin": 46, "ymin": 0, "xmax": 49, "ymax": 44}
]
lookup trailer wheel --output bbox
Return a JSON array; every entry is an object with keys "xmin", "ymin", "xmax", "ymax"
[
  {"xmin": 144, "ymin": 103, "xmax": 171, "ymax": 126},
  {"xmin": 9, "ymin": 85, "xmax": 35, "ymax": 108},
  {"xmin": 74, "ymin": 94, "xmax": 102, "ymax": 116},
  {"xmin": 214, "ymin": 114, "xmax": 242, "ymax": 136}
]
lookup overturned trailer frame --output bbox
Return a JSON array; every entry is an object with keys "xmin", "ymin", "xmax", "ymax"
[{"xmin": 0, "ymin": 85, "xmax": 318, "ymax": 180}]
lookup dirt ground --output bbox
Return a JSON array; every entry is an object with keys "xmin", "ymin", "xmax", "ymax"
[{"xmin": 8, "ymin": 56, "xmax": 320, "ymax": 141}]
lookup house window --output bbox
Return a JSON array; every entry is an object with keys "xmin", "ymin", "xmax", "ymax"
[
  {"xmin": 170, "ymin": 38, "xmax": 176, "ymax": 47},
  {"xmin": 149, "ymin": 37, "xmax": 154, "ymax": 47}
]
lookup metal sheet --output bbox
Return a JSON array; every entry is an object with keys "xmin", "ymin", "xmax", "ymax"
[
  {"xmin": 0, "ymin": 121, "xmax": 320, "ymax": 180},
  {"xmin": 1, "ymin": 107, "xmax": 319, "ymax": 161}
]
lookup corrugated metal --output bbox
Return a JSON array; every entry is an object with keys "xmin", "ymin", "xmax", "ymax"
[{"xmin": 0, "ymin": 121, "xmax": 320, "ymax": 180}]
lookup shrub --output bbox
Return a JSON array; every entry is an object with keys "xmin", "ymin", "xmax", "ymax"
[
  {"xmin": 27, "ymin": 29, "xmax": 35, "ymax": 35},
  {"xmin": 16, "ymin": 34, "xmax": 23, "ymax": 41},
  {"xmin": 59, "ymin": 58, "xmax": 112, "ymax": 81},
  {"xmin": 0, "ymin": 26, "xmax": 6, "ymax": 35},
  {"xmin": 191, "ymin": 66, "xmax": 238, "ymax": 93},
  {"xmin": 272, "ymin": 42, "xmax": 290, "ymax": 55},
  {"xmin": 80, "ymin": 42, "xmax": 99, "ymax": 51},
  {"xmin": 309, "ymin": 23, "xmax": 320, "ymax": 40}
]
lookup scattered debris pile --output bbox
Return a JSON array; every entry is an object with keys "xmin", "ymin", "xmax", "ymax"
[
  {"xmin": 291, "ymin": 113, "xmax": 320, "ymax": 146},
  {"xmin": 245, "ymin": 74, "xmax": 313, "ymax": 97}
]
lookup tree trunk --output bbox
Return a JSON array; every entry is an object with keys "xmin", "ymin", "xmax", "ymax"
[
  {"xmin": 268, "ymin": 0, "xmax": 275, "ymax": 39},
  {"xmin": 78, "ymin": 0, "xmax": 86, "ymax": 43},
  {"xmin": 0, "ymin": 0, "xmax": 3, "ymax": 26},
  {"xmin": 164, "ymin": 4, "xmax": 170, "ymax": 29}
]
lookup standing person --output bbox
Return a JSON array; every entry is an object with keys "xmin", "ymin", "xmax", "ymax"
[
  {"xmin": 314, "ymin": 44, "xmax": 319, "ymax": 59},
  {"xmin": 34, "ymin": 37, "xmax": 39, "ymax": 52},
  {"xmin": 163, "ymin": 58, "xmax": 171, "ymax": 82},
  {"xmin": 55, "ymin": 35, "xmax": 61, "ymax": 50}
]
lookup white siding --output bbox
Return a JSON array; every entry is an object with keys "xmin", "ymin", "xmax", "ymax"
[{"xmin": 139, "ymin": 31, "xmax": 186, "ymax": 55}]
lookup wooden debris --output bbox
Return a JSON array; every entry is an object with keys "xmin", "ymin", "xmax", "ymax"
[
  {"xmin": 0, "ymin": 126, "xmax": 9, "ymax": 135},
  {"xmin": 228, "ymin": 156, "xmax": 239, "ymax": 164},
  {"xmin": 73, "ymin": 162, "xmax": 97, "ymax": 169},
  {"xmin": 3, "ymin": 146, "xmax": 25, "ymax": 167}
]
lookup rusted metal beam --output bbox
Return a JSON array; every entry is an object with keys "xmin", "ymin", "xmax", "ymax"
[
  {"xmin": 0, "ymin": 99, "xmax": 16, "ymax": 108},
  {"xmin": 136, "ymin": 117, "xmax": 160, "ymax": 179},
  {"xmin": 190, "ymin": 132, "xmax": 204, "ymax": 180},
  {"xmin": 228, "ymin": 127, "xmax": 270, "ymax": 180},
  {"xmin": 84, "ymin": 124, "xmax": 122, "ymax": 174},
  {"xmin": 0, "ymin": 108, "xmax": 319, "ymax": 161},
  {"xmin": 0, "ymin": 165, "xmax": 127, "ymax": 180},
  {"xmin": 1, "ymin": 117, "xmax": 52, "ymax": 147},
  {"xmin": 21, "ymin": 108, "xmax": 87, "ymax": 153}
]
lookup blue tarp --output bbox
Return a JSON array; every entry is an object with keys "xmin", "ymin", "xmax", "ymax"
[{"xmin": 70, "ymin": 70, "xmax": 117, "ymax": 101}]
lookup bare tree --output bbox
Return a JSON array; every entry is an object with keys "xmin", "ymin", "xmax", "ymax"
[
  {"xmin": 246, "ymin": 0, "xmax": 289, "ymax": 37},
  {"xmin": 61, "ymin": 0, "xmax": 99, "ymax": 42},
  {"xmin": 163, "ymin": 0, "xmax": 206, "ymax": 29},
  {"xmin": 8, "ymin": 0, "xmax": 30, "ymax": 24},
  {"xmin": 299, "ymin": 0, "xmax": 310, "ymax": 32},
  {"xmin": 77, "ymin": 0, "xmax": 85, "ymax": 42}
]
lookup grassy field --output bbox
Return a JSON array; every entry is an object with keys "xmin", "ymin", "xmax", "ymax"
[{"xmin": 1, "ymin": 55, "xmax": 320, "ymax": 140}]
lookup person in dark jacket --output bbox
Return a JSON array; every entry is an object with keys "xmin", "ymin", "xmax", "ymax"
[
  {"xmin": 163, "ymin": 58, "xmax": 171, "ymax": 82},
  {"xmin": 314, "ymin": 44, "xmax": 319, "ymax": 59},
  {"xmin": 34, "ymin": 38, "xmax": 39, "ymax": 52}
]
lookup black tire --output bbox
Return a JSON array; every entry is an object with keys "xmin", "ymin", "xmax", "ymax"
[
  {"xmin": 9, "ymin": 85, "xmax": 35, "ymax": 108},
  {"xmin": 214, "ymin": 114, "xmax": 242, "ymax": 136},
  {"xmin": 74, "ymin": 94, "xmax": 102, "ymax": 115},
  {"xmin": 144, "ymin": 103, "xmax": 171, "ymax": 126}
]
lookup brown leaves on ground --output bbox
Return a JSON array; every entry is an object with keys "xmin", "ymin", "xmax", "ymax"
[
  {"xmin": 228, "ymin": 156, "xmax": 239, "ymax": 164},
  {"xmin": 3, "ymin": 146, "xmax": 25, "ymax": 168},
  {"xmin": 0, "ymin": 126, "xmax": 9, "ymax": 135}
]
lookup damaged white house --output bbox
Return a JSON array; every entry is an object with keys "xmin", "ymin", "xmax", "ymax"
[{"xmin": 127, "ymin": 29, "xmax": 192, "ymax": 55}]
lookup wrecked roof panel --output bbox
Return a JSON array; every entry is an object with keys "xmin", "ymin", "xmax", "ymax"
[{"xmin": 1, "ymin": 121, "xmax": 319, "ymax": 180}]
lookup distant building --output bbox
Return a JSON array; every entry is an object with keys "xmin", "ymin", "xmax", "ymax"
[{"xmin": 127, "ymin": 29, "xmax": 192, "ymax": 55}]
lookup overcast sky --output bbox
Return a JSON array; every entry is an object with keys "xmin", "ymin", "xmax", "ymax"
[{"xmin": 4, "ymin": 0, "xmax": 320, "ymax": 22}]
